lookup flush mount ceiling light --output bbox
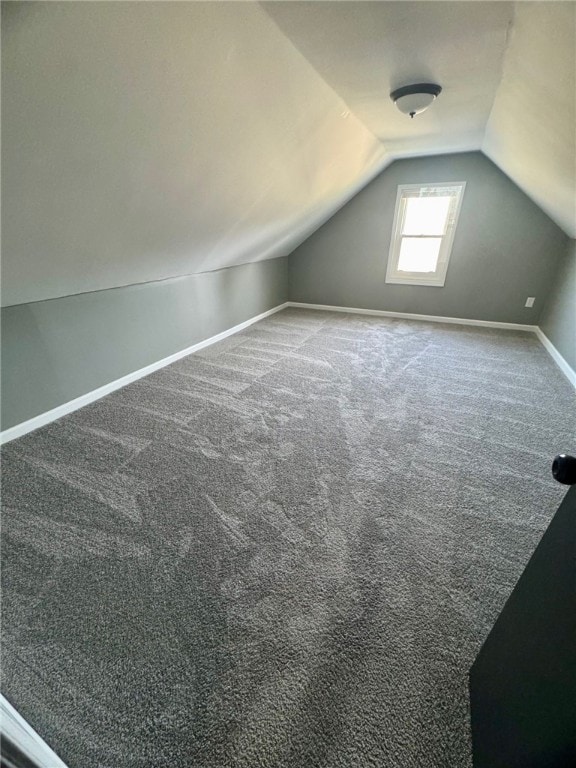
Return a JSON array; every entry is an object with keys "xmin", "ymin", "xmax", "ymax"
[{"xmin": 390, "ymin": 83, "xmax": 442, "ymax": 119}]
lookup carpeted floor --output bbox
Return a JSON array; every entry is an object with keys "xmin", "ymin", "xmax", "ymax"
[{"xmin": 2, "ymin": 307, "xmax": 574, "ymax": 768}]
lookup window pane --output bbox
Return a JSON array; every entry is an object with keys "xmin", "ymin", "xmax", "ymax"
[
  {"xmin": 397, "ymin": 237, "xmax": 442, "ymax": 273},
  {"xmin": 402, "ymin": 196, "xmax": 451, "ymax": 236}
]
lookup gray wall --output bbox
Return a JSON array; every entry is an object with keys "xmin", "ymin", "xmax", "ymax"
[
  {"xmin": 1, "ymin": 258, "xmax": 287, "ymax": 430},
  {"xmin": 540, "ymin": 239, "xmax": 576, "ymax": 370},
  {"xmin": 288, "ymin": 152, "xmax": 568, "ymax": 324}
]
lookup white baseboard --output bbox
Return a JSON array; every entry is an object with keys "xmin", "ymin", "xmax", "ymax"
[
  {"xmin": 286, "ymin": 301, "xmax": 538, "ymax": 332},
  {"xmin": 0, "ymin": 302, "xmax": 289, "ymax": 445},
  {"xmin": 534, "ymin": 327, "xmax": 576, "ymax": 388},
  {"xmin": 2, "ymin": 300, "xmax": 573, "ymax": 445},
  {"xmin": 288, "ymin": 301, "xmax": 576, "ymax": 388},
  {"xmin": 1, "ymin": 694, "xmax": 69, "ymax": 768}
]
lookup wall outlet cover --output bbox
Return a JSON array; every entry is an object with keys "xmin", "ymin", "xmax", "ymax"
[{"xmin": 525, "ymin": 297, "xmax": 535, "ymax": 308}]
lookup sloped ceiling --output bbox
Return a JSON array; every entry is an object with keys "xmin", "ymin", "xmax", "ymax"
[
  {"xmin": 264, "ymin": 0, "xmax": 575, "ymax": 237},
  {"xmin": 263, "ymin": 1, "xmax": 515, "ymax": 156},
  {"xmin": 482, "ymin": 2, "xmax": 576, "ymax": 238},
  {"xmin": 2, "ymin": 1, "xmax": 575, "ymax": 307},
  {"xmin": 1, "ymin": 1, "xmax": 388, "ymax": 306}
]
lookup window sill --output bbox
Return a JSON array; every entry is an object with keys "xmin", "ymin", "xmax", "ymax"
[{"xmin": 385, "ymin": 276, "xmax": 446, "ymax": 287}]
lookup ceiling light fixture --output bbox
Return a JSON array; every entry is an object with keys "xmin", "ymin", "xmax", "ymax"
[{"xmin": 390, "ymin": 83, "xmax": 442, "ymax": 119}]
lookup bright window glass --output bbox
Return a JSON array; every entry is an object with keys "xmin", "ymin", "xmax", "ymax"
[
  {"xmin": 402, "ymin": 196, "xmax": 451, "ymax": 236},
  {"xmin": 386, "ymin": 182, "xmax": 466, "ymax": 287},
  {"xmin": 397, "ymin": 237, "xmax": 442, "ymax": 273}
]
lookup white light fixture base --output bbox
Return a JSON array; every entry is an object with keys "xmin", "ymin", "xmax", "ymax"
[{"xmin": 390, "ymin": 83, "xmax": 442, "ymax": 118}]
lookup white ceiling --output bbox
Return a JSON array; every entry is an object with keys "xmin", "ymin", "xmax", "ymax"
[
  {"xmin": 263, "ymin": 1, "xmax": 514, "ymax": 156},
  {"xmin": 483, "ymin": 2, "xmax": 576, "ymax": 237},
  {"xmin": 1, "ymin": 2, "xmax": 388, "ymax": 306},
  {"xmin": 263, "ymin": 1, "xmax": 576, "ymax": 236},
  {"xmin": 2, "ymin": 1, "xmax": 574, "ymax": 306}
]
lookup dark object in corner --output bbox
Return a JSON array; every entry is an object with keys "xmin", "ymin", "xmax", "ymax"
[
  {"xmin": 1, "ymin": 736, "xmax": 38, "ymax": 768},
  {"xmin": 552, "ymin": 454, "xmax": 576, "ymax": 485},
  {"xmin": 469, "ymin": 467, "xmax": 576, "ymax": 768}
]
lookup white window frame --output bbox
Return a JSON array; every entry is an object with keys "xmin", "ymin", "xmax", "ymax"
[{"xmin": 385, "ymin": 181, "xmax": 466, "ymax": 287}]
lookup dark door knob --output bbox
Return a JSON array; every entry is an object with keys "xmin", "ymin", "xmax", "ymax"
[{"xmin": 552, "ymin": 455, "xmax": 576, "ymax": 485}]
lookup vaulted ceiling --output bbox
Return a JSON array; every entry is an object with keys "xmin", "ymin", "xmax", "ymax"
[
  {"xmin": 263, "ymin": 1, "xmax": 515, "ymax": 157},
  {"xmin": 263, "ymin": 1, "xmax": 575, "ymax": 236},
  {"xmin": 2, "ymin": 1, "xmax": 574, "ymax": 306}
]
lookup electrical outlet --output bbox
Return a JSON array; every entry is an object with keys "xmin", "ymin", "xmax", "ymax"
[{"xmin": 525, "ymin": 297, "xmax": 535, "ymax": 308}]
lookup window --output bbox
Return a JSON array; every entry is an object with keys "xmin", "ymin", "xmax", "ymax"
[{"xmin": 385, "ymin": 182, "xmax": 466, "ymax": 287}]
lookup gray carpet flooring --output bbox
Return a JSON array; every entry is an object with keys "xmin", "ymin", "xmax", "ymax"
[{"xmin": 2, "ymin": 307, "xmax": 575, "ymax": 768}]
